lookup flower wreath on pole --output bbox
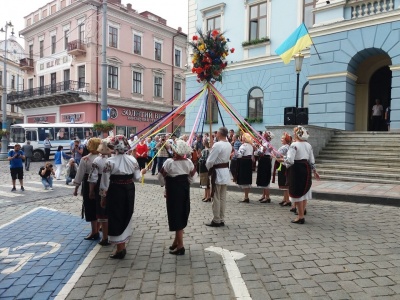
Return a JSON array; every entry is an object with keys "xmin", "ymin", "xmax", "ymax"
[{"xmin": 190, "ymin": 29, "xmax": 234, "ymax": 83}]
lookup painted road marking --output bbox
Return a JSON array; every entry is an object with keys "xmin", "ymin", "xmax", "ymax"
[
  {"xmin": 0, "ymin": 184, "xmax": 50, "ymax": 193},
  {"xmin": 206, "ymin": 246, "xmax": 252, "ymax": 300},
  {"xmin": 0, "ymin": 207, "xmax": 98, "ymax": 299},
  {"xmin": 0, "ymin": 190, "xmax": 23, "ymax": 198},
  {"xmin": 25, "ymin": 181, "xmax": 75, "ymax": 189}
]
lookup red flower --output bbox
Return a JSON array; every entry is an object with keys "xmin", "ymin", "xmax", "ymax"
[
  {"xmin": 230, "ymin": 48, "xmax": 235, "ymax": 53},
  {"xmin": 211, "ymin": 30, "xmax": 219, "ymax": 37},
  {"xmin": 192, "ymin": 35, "xmax": 198, "ymax": 40}
]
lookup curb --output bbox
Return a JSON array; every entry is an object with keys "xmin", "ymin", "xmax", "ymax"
[{"xmin": 141, "ymin": 176, "xmax": 400, "ymax": 207}]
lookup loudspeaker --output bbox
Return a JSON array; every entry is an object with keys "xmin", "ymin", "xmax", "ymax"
[
  {"xmin": 296, "ymin": 107, "xmax": 309, "ymax": 125},
  {"xmin": 284, "ymin": 107, "xmax": 296, "ymax": 125}
]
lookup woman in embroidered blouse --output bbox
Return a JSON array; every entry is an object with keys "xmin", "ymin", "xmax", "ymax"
[
  {"xmin": 100, "ymin": 135, "xmax": 141, "ymax": 259},
  {"xmin": 88, "ymin": 138, "xmax": 113, "ymax": 246},
  {"xmin": 256, "ymin": 131, "xmax": 274, "ymax": 203},
  {"xmin": 273, "ymin": 132, "xmax": 292, "ymax": 207},
  {"xmin": 236, "ymin": 133, "xmax": 255, "ymax": 203},
  {"xmin": 142, "ymin": 139, "xmax": 197, "ymax": 255},
  {"xmin": 283, "ymin": 126, "xmax": 320, "ymax": 224},
  {"xmin": 73, "ymin": 138, "xmax": 102, "ymax": 240}
]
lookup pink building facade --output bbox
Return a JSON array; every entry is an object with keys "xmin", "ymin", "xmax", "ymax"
[{"xmin": 10, "ymin": 0, "xmax": 187, "ymax": 136}]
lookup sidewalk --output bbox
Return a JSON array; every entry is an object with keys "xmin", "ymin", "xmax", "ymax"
[{"xmin": 141, "ymin": 172, "xmax": 400, "ymax": 207}]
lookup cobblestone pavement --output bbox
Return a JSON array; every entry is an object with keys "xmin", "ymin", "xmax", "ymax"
[{"xmin": 0, "ymin": 161, "xmax": 400, "ymax": 299}]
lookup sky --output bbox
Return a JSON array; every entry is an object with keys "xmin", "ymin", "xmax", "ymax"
[{"xmin": 0, "ymin": 0, "xmax": 188, "ymax": 47}]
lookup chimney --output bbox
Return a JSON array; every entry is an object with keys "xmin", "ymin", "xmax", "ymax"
[
  {"xmin": 178, "ymin": 27, "xmax": 182, "ymax": 33},
  {"xmin": 127, "ymin": 3, "xmax": 132, "ymax": 11}
]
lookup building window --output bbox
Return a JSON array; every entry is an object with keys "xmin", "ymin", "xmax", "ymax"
[
  {"xmin": 303, "ymin": 0, "xmax": 316, "ymax": 28},
  {"xmin": 109, "ymin": 26, "xmax": 118, "ymax": 48},
  {"xmin": 302, "ymin": 82, "xmax": 309, "ymax": 108},
  {"xmin": 207, "ymin": 16, "xmax": 221, "ymax": 31},
  {"xmin": 134, "ymin": 34, "xmax": 141, "ymax": 55},
  {"xmin": 249, "ymin": 2, "xmax": 267, "ymax": 41},
  {"xmin": 64, "ymin": 30, "xmax": 69, "ymax": 50},
  {"xmin": 78, "ymin": 65, "xmax": 85, "ymax": 88},
  {"xmin": 108, "ymin": 66, "xmax": 118, "ymax": 89},
  {"xmin": 29, "ymin": 45, "xmax": 33, "ymax": 59},
  {"xmin": 40, "ymin": 40, "xmax": 44, "ymax": 58},
  {"xmin": 39, "ymin": 76, "xmax": 45, "ymax": 95},
  {"xmin": 175, "ymin": 49, "xmax": 181, "ymax": 67},
  {"xmin": 79, "ymin": 23, "xmax": 85, "ymax": 42},
  {"xmin": 51, "ymin": 35, "xmax": 56, "ymax": 54},
  {"xmin": 248, "ymin": 87, "xmax": 263, "ymax": 119},
  {"xmin": 11, "ymin": 75, "xmax": 15, "ymax": 89},
  {"xmin": 0, "ymin": 71, "xmax": 2, "ymax": 86},
  {"xmin": 155, "ymin": 42, "xmax": 162, "ymax": 61},
  {"xmin": 154, "ymin": 76, "xmax": 162, "ymax": 97},
  {"xmin": 174, "ymin": 81, "xmax": 181, "ymax": 102},
  {"xmin": 132, "ymin": 71, "xmax": 142, "ymax": 94}
]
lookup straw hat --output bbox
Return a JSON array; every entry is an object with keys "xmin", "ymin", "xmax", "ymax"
[
  {"xmin": 97, "ymin": 139, "xmax": 112, "ymax": 155},
  {"xmin": 242, "ymin": 133, "xmax": 253, "ymax": 144},
  {"xmin": 170, "ymin": 140, "xmax": 193, "ymax": 156},
  {"xmin": 294, "ymin": 126, "xmax": 309, "ymax": 141}
]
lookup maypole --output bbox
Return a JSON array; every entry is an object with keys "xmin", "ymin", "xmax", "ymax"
[{"xmin": 189, "ymin": 29, "xmax": 234, "ymax": 145}]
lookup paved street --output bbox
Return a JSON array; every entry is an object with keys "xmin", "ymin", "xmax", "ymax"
[{"xmin": 0, "ymin": 161, "xmax": 400, "ymax": 299}]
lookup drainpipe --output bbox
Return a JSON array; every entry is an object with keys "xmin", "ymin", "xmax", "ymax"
[
  {"xmin": 101, "ymin": 0, "xmax": 108, "ymax": 122},
  {"xmin": 96, "ymin": 5, "xmax": 99, "ymax": 122},
  {"xmin": 171, "ymin": 28, "xmax": 182, "ymax": 133}
]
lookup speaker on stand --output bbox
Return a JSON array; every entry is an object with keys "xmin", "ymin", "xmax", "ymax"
[{"xmin": 284, "ymin": 107, "xmax": 296, "ymax": 125}]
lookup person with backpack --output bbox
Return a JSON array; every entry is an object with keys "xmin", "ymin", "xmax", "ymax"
[{"xmin": 39, "ymin": 162, "xmax": 55, "ymax": 190}]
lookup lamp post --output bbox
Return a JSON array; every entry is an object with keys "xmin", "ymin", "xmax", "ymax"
[
  {"xmin": 0, "ymin": 21, "xmax": 13, "ymax": 158},
  {"xmin": 294, "ymin": 52, "xmax": 304, "ymax": 125}
]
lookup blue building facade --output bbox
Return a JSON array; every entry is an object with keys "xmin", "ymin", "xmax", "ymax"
[{"xmin": 185, "ymin": 0, "xmax": 400, "ymax": 132}]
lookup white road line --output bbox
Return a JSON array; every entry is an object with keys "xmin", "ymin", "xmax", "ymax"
[
  {"xmin": 0, "ymin": 191, "xmax": 24, "ymax": 198},
  {"xmin": 25, "ymin": 181, "xmax": 74, "ymax": 189},
  {"xmin": 205, "ymin": 246, "xmax": 252, "ymax": 300},
  {"xmin": 0, "ymin": 184, "xmax": 50, "ymax": 193}
]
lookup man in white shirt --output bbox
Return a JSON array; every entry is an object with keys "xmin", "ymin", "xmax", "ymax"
[
  {"xmin": 205, "ymin": 127, "xmax": 232, "ymax": 227},
  {"xmin": 371, "ymin": 98, "xmax": 383, "ymax": 131}
]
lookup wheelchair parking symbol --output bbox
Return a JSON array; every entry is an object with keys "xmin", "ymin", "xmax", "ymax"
[{"xmin": 0, "ymin": 242, "xmax": 61, "ymax": 275}]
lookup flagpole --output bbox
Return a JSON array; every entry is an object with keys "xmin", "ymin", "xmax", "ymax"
[{"xmin": 304, "ymin": 24, "xmax": 321, "ymax": 60}]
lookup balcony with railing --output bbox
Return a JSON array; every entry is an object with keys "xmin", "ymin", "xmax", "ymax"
[
  {"xmin": 347, "ymin": 0, "xmax": 395, "ymax": 19},
  {"xmin": 19, "ymin": 58, "xmax": 34, "ymax": 71},
  {"xmin": 7, "ymin": 80, "xmax": 89, "ymax": 109},
  {"xmin": 67, "ymin": 40, "xmax": 86, "ymax": 56}
]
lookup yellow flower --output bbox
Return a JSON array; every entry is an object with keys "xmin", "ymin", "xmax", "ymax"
[{"xmin": 198, "ymin": 43, "xmax": 205, "ymax": 51}]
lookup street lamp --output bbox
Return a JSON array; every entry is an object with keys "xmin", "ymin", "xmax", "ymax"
[
  {"xmin": 0, "ymin": 21, "xmax": 13, "ymax": 158},
  {"xmin": 294, "ymin": 52, "xmax": 304, "ymax": 124}
]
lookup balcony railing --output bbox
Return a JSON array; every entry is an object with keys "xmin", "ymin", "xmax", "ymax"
[
  {"xmin": 7, "ymin": 80, "xmax": 89, "ymax": 102},
  {"xmin": 67, "ymin": 39, "xmax": 86, "ymax": 56},
  {"xmin": 348, "ymin": 0, "xmax": 395, "ymax": 19},
  {"xmin": 20, "ymin": 58, "xmax": 34, "ymax": 70}
]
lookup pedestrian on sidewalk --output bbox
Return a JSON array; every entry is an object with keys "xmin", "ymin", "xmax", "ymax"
[
  {"xmin": 371, "ymin": 98, "xmax": 384, "ymax": 131},
  {"xmin": 89, "ymin": 139, "xmax": 113, "ymax": 247},
  {"xmin": 73, "ymin": 138, "xmax": 102, "ymax": 241},
  {"xmin": 21, "ymin": 141, "xmax": 33, "ymax": 171},
  {"xmin": 54, "ymin": 146, "xmax": 71, "ymax": 180},
  {"xmin": 272, "ymin": 132, "xmax": 292, "ymax": 206},
  {"xmin": 39, "ymin": 162, "xmax": 55, "ymax": 190},
  {"xmin": 100, "ymin": 135, "xmax": 141, "ymax": 259},
  {"xmin": 205, "ymin": 127, "xmax": 232, "ymax": 227},
  {"xmin": 143, "ymin": 139, "xmax": 197, "ymax": 255},
  {"xmin": 135, "ymin": 137, "xmax": 148, "ymax": 170},
  {"xmin": 8, "ymin": 144, "xmax": 25, "ymax": 192},
  {"xmin": 256, "ymin": 131, "xmax": 274, "ymax": 203},
  {"xmin": 236, "ymin": 133, "xmax": 254, "ymax": 203},
  {"xmin": 284, "ymin": 126, "xmax": 320, "ymax": 224},
  {"xmin": 43, "ymin": 136, "xmax": 52, "ymax": 161}
]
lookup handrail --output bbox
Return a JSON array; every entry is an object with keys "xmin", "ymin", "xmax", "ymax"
[
  {"xmin": 67, "ymin": 39, "xmax": 85, "ymax": 52},
  {"xmin": 7, "ymin": 80, "xmax": 89, "ymax": 102},
  {"xmin": 347, "ymin": 0, "xmax": 394, "ymax": 19}
]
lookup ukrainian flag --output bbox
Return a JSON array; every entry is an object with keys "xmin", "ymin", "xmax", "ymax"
[{"xmin": 275, "ymin": 23, "xmax": 312, "ymax": 64}]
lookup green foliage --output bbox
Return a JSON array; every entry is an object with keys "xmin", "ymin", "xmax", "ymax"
[
  {"xmin": 0, "ymin": 130, "xmax": 10, "ymax": 138},
  {"xmin": 93, "ymin": 122, "xmax": 115, "ymax": 133},
  {"xmin": 242, "ymin": 37, "xmax": 270, "ymax": 47}
]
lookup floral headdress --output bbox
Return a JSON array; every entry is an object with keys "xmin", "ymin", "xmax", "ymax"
[
  {"xmin": 190, "ymin": 29, "xmax": 234, "ymax": 83},
  {"xmin": 294, "ymin": 126, "xmax": 309, "ymax": 141},
  {"xmin": 171, "ymin": 140, "xmax": 193, "ymax": 157},
  {"xmin": 111, "ymin": 135, "xmax": 130, "ymax": 154}
]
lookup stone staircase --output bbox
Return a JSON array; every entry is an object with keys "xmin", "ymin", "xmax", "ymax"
[{"xmin": 316, "ymin": 131, "xmax": 400, "ymax": 184}]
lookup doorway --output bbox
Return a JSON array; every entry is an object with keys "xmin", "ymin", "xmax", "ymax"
[{"xmin": 368, "ymin": 66, "xmax": 391, "ymax": 131}]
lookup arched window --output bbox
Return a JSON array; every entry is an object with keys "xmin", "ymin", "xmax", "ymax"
[{"xmin": 248, "ymin": 87, "xmax": 263, "ymax": 119}]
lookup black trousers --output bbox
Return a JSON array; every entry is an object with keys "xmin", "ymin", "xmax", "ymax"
[{"xmin": 44, "ymin": 148, "xmax": 50, "ymax": 161}]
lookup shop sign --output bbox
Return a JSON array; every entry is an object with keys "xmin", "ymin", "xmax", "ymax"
[
  {"xmin": 61, "ymin": 112, "xmax": 85, "ymax": 123},
  {"xmin": 27, "ymin": 115, "xmax": 56, "ymax": 123},
  {"xmin": 119, "ymin": 108, "xmax": 164, "ymax": 123}
]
